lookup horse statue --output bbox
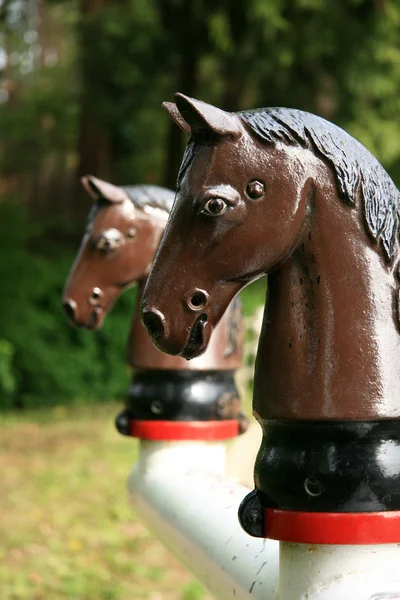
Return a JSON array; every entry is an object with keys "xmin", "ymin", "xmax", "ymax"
[
  {"xmin": 63, "ymin": 175, "xmax": 248, "ymax": 435},
  {"xmin": 141, "ymin": 93, "xmax": 400, "ymax": 531}
]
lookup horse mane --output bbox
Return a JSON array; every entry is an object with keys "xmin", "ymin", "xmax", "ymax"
[
  {"xmin": 177, "ymin": 141, "xmax": 202, "ymax": 189},
  {"xmin": 238, "ymin": 107, "xmax": 400, "ymax": 261},
  {"xmin": 86, "ymin": 184, "xmax": 175, "ymax": 231},
  {"xmin": 122, "ymin": 185, "xmax": 175, "ymax": 215}
]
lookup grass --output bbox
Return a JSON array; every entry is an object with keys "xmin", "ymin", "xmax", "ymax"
[
  {"xmin": 0, "ymin": 403, "xmax": 213, "ymax": 600},
  {"xmin": 0, "ymin": 280, "xmax": 265, "ymax": 599},
  {"xmin": 241, "ymin": 279, "xmax": 267, "ymax": 317}
]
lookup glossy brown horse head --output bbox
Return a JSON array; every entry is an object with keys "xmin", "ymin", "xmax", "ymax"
[
  {"xmin": 142, "ymin": 94, "xmax": 317, "ymax": 358},
  {"xmin": 144, "ymin": 95, "xmax": 400, "ymax": 520},
  {"xmin": 143, "ymin": 94, "xmax": 400, "ymax": 423},
  {"xmin": 63, "ymin": 176, "xmax": 173, "ymax": 329}
]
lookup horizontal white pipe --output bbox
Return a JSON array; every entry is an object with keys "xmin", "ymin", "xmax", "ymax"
[
  {"xmin": 128, "ymin": 439, "xmax": 400, "ymax": 600},
  {"xmin": 128, "ymin": 440, "xmax": 279, "ymax": 600}
]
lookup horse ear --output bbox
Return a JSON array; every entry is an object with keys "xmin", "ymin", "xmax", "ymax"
[
  {"xmin": 174, "ymin": 93, "xmax": 242, "ymax": 139},
  {"xmin": 81, "ymin": 175, "xmax": 127, "ymax": 203},
  {"xmin": 162, "ymin": 102, "xmax": 191, "ymax": 135}
]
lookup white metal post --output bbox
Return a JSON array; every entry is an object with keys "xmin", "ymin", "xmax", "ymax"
[
  {"xmin": 279, "ymin": 541, "xmax": 400, "ymax": 600},
  {"xmin": 128, "ymin": 440, "xmax": 279, "ymax": 600},
  {"xmin": 128, "ymin": 439, "xmax": 400, "ymax": 599}
]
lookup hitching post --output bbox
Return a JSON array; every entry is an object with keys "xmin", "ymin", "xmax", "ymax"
[{"xmin": 140, "ymin": 93, "xmax": 400, "ymax": 599}]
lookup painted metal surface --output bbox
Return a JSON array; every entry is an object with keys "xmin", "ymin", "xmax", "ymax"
[
  {"xmin": 124, "ymin": 368, "xmax": 247, "ymax": 430},
  {"xmin": 143, "ymin": 95, "xmax": 400, "ymax": 418},
  {"xmin": 62, "ymin": 176, "xmax": 244, "ymax": 372},
  {"xmin": 142, "ymin": 93, "xmax": 400, "ymax": 525},
  {"xmin": 128, "ymin": 440, "xmax": 279, "ymax": 600},
  {"xmin": 128, "ymin": 438, "xmax": 400, "ymax": 599},
  {"xmin": 247, "ymin": 420, "xmax": 400, "ymax": 514},
  {"xmin": 265, "ymin": 509, "xmax": 400, "ymax": 544},
  {"xmin": 128, "ymin": 419, "xmax": 239, "ymax": 440},
  {"xmin": 62, "ymin": 176, "xmax": 248, "ymax": 439},
  {"xmin": 279, "ymin": 542, "xmax": 400, "ymax": 600}
]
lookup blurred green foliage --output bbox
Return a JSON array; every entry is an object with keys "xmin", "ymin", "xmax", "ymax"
[
  {"xmin": 3, "ymin": 1, "xmax": 400, "ymax": 188},
  {"xmin": 0, "ymin": 339, "xmax": 16, "ymax": 398},
  {"xmin": 0, "ymin": 203, "xmax": 132, "ymax": 408},
  {"xmin": 73, "ymin": 0, "xmax": 400, "ymax": 182}
]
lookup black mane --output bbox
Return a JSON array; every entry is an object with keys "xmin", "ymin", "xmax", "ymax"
[
  {"xmin": 122, "ymin": 184, "xmax": 175, "ymax": 214},
  {"xmin": 87, "ymin": 184, "xmax": 175, "ymax": 230},
  {"xmin": 238, "ymin": 107, "xmax": 400, "ymax": 261}
]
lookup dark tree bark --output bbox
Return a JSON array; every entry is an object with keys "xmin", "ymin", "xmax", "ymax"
[
  {"xmin": 220, "ymin": 58, "xmax": 247, "ymax": 113},
  {"xmin": 77, "ymin": 114, "xmax": 111, "ymax": 182},
  {"xmin": 163, "ymin": 48, "xmax": 199, "ymax": 190},
  {"xmin": 73, "ymin": 0, "xmax": 112, "ymax": 224},
  {"xmin": 219, "ymin": 3, "xmax": 249, "ymax": 112}
]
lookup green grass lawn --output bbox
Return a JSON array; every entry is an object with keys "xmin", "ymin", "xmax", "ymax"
[
  {"xmin": 0, "ymin": 403, "xmax": 212, "ymax": 600},
  {"xmin": 0, "ymin": 280, "xmax": 264, "ymax": 598}
]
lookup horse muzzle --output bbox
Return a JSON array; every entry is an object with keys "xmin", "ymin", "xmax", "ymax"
[
  {"xmin": 181, "ymin": 312, "xmax": 210, "ymax": 359},
  {"xmin": 62, "ymin": 298, "xmax": 103, "ymax": 330},
  {"xmin": 142, "ymin": 307, "xmax": 212, "ymax": 359}
]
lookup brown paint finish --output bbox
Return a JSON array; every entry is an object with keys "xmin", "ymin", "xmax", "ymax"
[
  {"xmin": 254, "ymin": 164, "xmax": 400, "ymax": 420},
  {"xmin": 62, "ymin": 177, "xmax": 243, "ymax": 371},
  {"xmin": 127, "ymin": 280, "xmax": 243, "ymax": 370},
  {"xmin": 142, "ymin": 94, "xmax": 400, "ymax": 420}
]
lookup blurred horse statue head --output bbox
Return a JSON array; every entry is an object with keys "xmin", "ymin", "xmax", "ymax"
[
  {"xmin": 62, "ymin": 175, "xmax": 244, "ymax": 373},
  {"xmin": 63, "ymin": 176, "xmax": 172, "ymax": 330},
  {"xmin": 62, "ymin": 175, "xmax": 247, "ymax": 432}
]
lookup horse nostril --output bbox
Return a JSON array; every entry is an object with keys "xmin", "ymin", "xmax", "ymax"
[
  {"xmin": 63, "ymin": 300, "xmax": 76, "ymax": 322},
  {"xmin": 190, "ymin": 293, "xmax": 206, "ymax": 308},
  {"xmin": 186, "ymin": 289, "xmax": 209, "ymax": 311},
  {"xmin": 143, "ymin": 310, "xmax": 165, "ymax": 339}
]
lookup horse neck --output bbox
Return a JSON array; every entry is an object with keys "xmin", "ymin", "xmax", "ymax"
[{"xmin": 253, "ymin": 175, "xmax": 400, "ymax": 421}]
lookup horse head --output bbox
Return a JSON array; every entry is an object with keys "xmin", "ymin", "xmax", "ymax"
[
  {"xmin": 63, "ymin": 176, "xmax": 170, "ymax": 329},
  {"xmin": 142, "ymin": 94, "xmax": 318, "ymax": 358}
]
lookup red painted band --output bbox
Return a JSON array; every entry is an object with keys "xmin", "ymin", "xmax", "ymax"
[
  {"xmin": 265, "ymin": 508, "xmax": 400, "ymax": 544},
  {"xmin": 129, "ymin": 419, "xmax": 239, "ymax": 441}
]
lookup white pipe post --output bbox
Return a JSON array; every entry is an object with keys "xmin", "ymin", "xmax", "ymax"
[
  {"xmin": 279, "ymin": 541, "xmax": 400, "ymax": 600},
  {"xmin": 128, "ymin": 440, "xmax": 279, "ymax": 600}
]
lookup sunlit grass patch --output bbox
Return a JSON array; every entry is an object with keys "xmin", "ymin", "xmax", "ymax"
[{"xmin": 0, "ymin": 404, "xmax": 210, "ymax": 599}]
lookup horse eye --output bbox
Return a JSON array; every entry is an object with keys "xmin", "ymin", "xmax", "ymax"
[
  {"xmin": 92, "ymin": 287, "xmax": 102, "ymax": 300},
  {"xmin": 246, "ymin": 180, "xmax": 265, "ymax": 199},
  {"xmin": 202, "ymin": 198, "xmax": 228, "ymax": 216},
  {"xmin": 96, "ymin": 229, "xmax": 122, "ymax": 252}
]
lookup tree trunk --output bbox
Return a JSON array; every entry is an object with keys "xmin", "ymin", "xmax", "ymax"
[
  {"xmin": 163, "ymin": 50, "xmax": 198, "ymax": 190},
  {"xmin": 73, "ymin": 0, "xmax": 111, "ymax": 225},
  {"xmin": 220, "ymin": 58, "xmax": 246, "ymax": 113}
]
